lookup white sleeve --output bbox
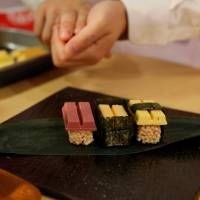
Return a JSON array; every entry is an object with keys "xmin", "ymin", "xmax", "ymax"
[{"xmin": 121, "ymin": 0, "xmax": 200, "ymax": 45}]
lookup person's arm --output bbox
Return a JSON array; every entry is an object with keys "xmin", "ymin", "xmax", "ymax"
[{"xmin": 121, "ymin": 0, "xmax": 200, "ymax": 45}]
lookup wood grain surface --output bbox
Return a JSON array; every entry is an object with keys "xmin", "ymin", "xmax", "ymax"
[
  {"xmin": 0, "ymin": 87, "xmax": 200, "ymax": 200},
  {"xmin": 0, "ymin": 54, "xmax": 200, "ymax": 124}
]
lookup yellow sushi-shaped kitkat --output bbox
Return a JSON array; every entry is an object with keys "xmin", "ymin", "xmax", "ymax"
[{"xmin": 128, "ymin": 99, "xmax": 167, "ymax": 144}]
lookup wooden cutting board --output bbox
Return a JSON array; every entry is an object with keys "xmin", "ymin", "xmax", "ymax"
[{"xmin": 0, "ymin": 87, "xmax": 200, "ymax": 200}]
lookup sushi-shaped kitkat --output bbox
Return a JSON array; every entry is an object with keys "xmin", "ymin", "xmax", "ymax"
[
  {"xmin": 128, "ymin": 100, "xmax": 167, "ymax": 144},
  {"xmin": 62, "ymin": 102, "xmax": 96, "ymax": 145},
  {"xmin": 96, "ymin": 100, "xmax": 133, "ymax": 147}
]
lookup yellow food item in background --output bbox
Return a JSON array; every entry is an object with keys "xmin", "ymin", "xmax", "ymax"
[
  {"xmin": 0, "ymin": 58, "xmax": 15, "ymax": 68},
  {"xmin": 0, "ymin": 47, "xmax": 47, "ymax": 69},
  {"xmin": 0, "ymin": 50, "xmax": 9, "ymax": 59},
  {"xmin": 11, "ymin": 47, "xmax": 48, "ymax": 62},
  {"xmin": 0, "ymin": 50, "xmax": 15, "ymax": 68}
]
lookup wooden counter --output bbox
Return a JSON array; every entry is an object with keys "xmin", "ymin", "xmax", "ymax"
[{"xmin": 1, "ymin": 53, "xmax": 200, "ymax": 124}]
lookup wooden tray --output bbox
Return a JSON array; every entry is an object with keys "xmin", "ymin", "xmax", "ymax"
[{"xmin": 0, "ymin": 87, "xmax": 200, "ymax": 200}]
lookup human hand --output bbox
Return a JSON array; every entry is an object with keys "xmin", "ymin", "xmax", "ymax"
[
  {"xmin": 51, "ymin": 0, "xmax": 127, "ymax": 67},
  {"xmin": 34, "ymin": 0, "xmax": 91, "ymax": 44},
  {"xmin": 51, "ymin": 25, "xmax": 111, "ymax": 67}
]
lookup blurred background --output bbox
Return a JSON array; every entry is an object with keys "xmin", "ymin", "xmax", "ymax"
[{"xmin": 0, "ymin": 0, "xmax": 199, "ymax": 69}]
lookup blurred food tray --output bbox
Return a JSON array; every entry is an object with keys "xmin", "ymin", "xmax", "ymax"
[{"xmin": 0, "ymin": 28, "xmax": 53, "ymax": 87}]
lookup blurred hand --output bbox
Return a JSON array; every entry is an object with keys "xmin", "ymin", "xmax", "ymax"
[
  {"xmin": 51, "ymin": 25, "xmax": 112, "ymax": 68},
  {"xmin": 51, "ymin": 0, "xmax": 127, "ymax": 68},
  {"xmin": 34, "ymin": 0, "xmax": 91, "ymax": 44}
]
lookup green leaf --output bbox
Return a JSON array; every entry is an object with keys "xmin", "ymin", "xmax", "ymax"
[{"xmin": 0, "ymin": 117, "xmax": 199, "ymax": 155}]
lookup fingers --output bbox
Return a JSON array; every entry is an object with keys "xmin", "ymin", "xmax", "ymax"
[
  {"xmin": 41, "ymin": 8, "xmax": 57, "ymax": 44},
  {"xmin": 35, "ymin": 1, "xmax": 91, "ymax": 45},
  {"xmin": 51, "ymin": 25, "xmax": 81, "ymax": 67},
  {"xmin": 64, "ymin": 21, "xmax": 108, "ymax": 59},
  {"xmin": 51, "ymin": 23, "xmax": 113, "ymax": 68},
  {"xmin": 85, "ymin": 34, "xmax": 113, "ymax": 64},
  {"xmin": 51, "ymin": 25, "xmax": 65, "ymax": 66},
  {"xmin": 74, "ymin": 11, "xmax": 87, "ymax": 34},
  {"xmin": 64, "ymin": 34, "xmax": 113, "ymax": 65},
  {"xmin": 34, "ymin": 3, "xmax": 57, "ymax": 44},
  {"xmin": 34, "ymin": 5, "xmax": 45, "ymax": 38},
  {"xmin": 59, "ymin": 11, "xmax": 77, "ymax": 41}
]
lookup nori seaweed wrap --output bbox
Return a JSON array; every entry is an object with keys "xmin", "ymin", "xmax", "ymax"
[
  {"xmin": 127, "ymin": 100, "xmax": 167, "ymax": 144},
  {"xmin": 96, "ymin": 98, "xmax": 134, "ymax": 146}
]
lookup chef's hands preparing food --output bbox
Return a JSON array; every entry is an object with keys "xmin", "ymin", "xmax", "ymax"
[
  {"xmin": 51, "ymin": 0, "xmax": 127, "ymax": 68},
  {"xmin": 35, "ymin": 0, "xmax": 200, "ymax": 68},
  {"xmin": 35, "ymin": 0, "xmax": 127, "ymax": 67},
  {"xmin": 34, "ymin": 0, "xmax": 92, "ymax": 44}
]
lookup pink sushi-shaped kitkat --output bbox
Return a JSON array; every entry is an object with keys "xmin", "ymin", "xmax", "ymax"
[
  {"xmin": 78, "ymin": 102, "xmax": 96, "ymax": 131},
  {"xmin": 62, "ymin": 102, "xmax": 96, "ymax": 132}
]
